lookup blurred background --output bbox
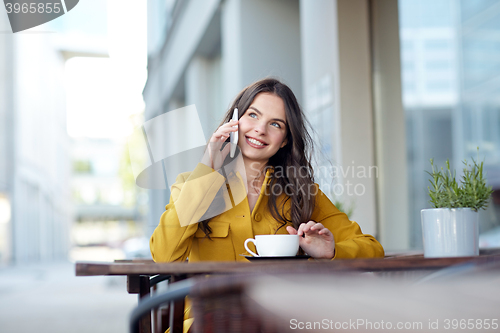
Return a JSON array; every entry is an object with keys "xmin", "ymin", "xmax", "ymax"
[
  {"xmin": 0, "ymin": 0, "xmax": 499, "ymax": 264},
  {"xmin": 0, "ymin": 0, "xmax": 500, "ymax": 331},
  {"xmin": 0, "ymin": 0, "xmax": 147, "ymax": 331},
  {"xmin": 142, "ymin": 0, "xmax": 500, "ymax": 254},
  {"xmin": 0, "ymin": 0, "xmax": 148, "ymax": 266}
]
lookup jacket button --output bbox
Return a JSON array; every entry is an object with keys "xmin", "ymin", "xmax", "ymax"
[{"xmin": 254, "ymin": 213, "xmax": 262, "ymax": 222}]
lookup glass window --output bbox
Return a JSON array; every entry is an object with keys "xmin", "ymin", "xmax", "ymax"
[{"xmin": 399, "ymin": 0, "xmax": 500, "ymax": 249}]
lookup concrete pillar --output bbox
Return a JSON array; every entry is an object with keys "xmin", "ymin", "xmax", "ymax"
[
  {"xmin": 300, "ymin": 0, "xmax": 410, "ymax": 249},
  {"xmin": 300, "ymin": 0, "xmax": 378, "ymax": 236},
  {"xmin": 159, "ymin": 0, "xmax": 220, "ymax": 103},
  {"xmin": 186, "ymin": 56, "xmax": 219, "ymax": 140},
  {"xmin": 221, "ymin": 0, "xmax": 243, "ymax": 106},
  {"xmin": 221, "ymin": 0, "xmax": 302, "ymax": 104},
  {"xmin": 299, "ymin": 0, "xmax": 342, "ymax": 201},
  {"xmin": 335, "ymin": 0, "xmax": 378, "ymax": 236},
  {"xmin": 371, "ymin": 0, "xmax": 410, "ymax": 250}
]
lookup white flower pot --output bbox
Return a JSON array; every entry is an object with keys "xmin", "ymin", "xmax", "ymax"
[{"xmin": 421, "ymin": 208, "xmax": 479, "ymax": 258}]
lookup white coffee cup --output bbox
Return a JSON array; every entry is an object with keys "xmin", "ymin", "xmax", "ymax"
[{"xmin": 244, "ymin": 234, "xmax": 299, "ymax": 257}]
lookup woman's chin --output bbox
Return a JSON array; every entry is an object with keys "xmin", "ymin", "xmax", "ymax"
[{"xmin": 241, "ymin": 152, "xmax": 270, "ymax": 164}]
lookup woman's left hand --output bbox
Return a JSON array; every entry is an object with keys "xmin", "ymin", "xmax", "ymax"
[{"xmin": 286, "ymin": 221, "xmax": 335, "ymax": 259}]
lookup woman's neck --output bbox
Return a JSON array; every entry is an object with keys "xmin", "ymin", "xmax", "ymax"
[{"xmin": 243, "ymin": 158, "xmax": 267, "ymax": 192}]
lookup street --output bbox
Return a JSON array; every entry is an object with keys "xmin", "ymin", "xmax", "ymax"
[{"xmin": 0, "ymin": 261, "xmax": 138, "ymax": 333}]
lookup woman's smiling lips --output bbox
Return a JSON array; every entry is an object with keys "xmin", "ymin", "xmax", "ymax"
[{"xmin": 245, "ymin": 136, "xmax": 268, "ymax": 148}]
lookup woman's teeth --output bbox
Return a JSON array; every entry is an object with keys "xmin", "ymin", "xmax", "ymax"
[{"xmin": 248, "ymin": 138, "xmax": 265, "ymax": 146}]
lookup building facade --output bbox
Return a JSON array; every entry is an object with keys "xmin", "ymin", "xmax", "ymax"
[
  {"xmin": 143, "ymin": 0, "xmax": 407, "ymax": 250},
  {"xmin": 0, "ymin": 13, "xmax": 71, "ymax": 264},
  {"xmin": 144, "ymin": 0, "xmax": 500, "ymax": 251}
]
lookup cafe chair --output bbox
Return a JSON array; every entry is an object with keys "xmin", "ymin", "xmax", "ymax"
[
  {"xmin": 189, "ymin": 274, "xmax": 280, "ymax": 333},
  {"xmin": 150, "ymin": 274, "xmax": 171, "ymax": 286},
  {"xmin": 131, "ymin": 274, "xmax": 276, "ymax": 333},
  {"xmin": 130, "ymin": 278, "xmax": 195, "ymax": 333},
  {"xmin": 149, "ymin": 274, "xmax": 172, "ymax": 332}
]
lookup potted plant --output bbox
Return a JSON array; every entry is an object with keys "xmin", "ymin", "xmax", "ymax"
[{"xmin": 421, "ymin": 156, "xmax": 493, "ymax": 258}]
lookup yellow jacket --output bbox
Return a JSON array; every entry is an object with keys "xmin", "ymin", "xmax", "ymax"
[{"xmin": 150, "ymin": 163, "xmax": 384, "ymax": 262}]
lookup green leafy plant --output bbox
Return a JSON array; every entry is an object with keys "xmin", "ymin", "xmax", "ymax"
[{"xmin": 427, "ymin": 156, "xmax": 493, "ymax": 211}]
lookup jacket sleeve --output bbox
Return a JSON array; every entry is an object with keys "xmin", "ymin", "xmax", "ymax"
[
  {"xmin": 311, "ymin": 188, "xmax": 385, "ymax": 259},
  {"xmin": 149, "ymin": 163, "xmax": 227, "ymax": 262}
]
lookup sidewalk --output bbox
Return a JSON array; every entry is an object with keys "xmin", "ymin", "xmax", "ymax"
[{"xmin": 0, "ymin": 261, "xmax": 138, "ymax": 333}]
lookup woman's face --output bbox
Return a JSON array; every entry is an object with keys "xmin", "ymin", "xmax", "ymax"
[{"xmin": 238, "ymin": 92, "xmax": 288, "ymax": 166}]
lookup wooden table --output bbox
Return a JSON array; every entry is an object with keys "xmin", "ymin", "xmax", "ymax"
[
  {"xmin": 75, "ymin": 249, "xmax": 500, "ymax": 333},
  {"xmin": 243, "ymin": 271, "xmax": 500, "ymax": 332}
]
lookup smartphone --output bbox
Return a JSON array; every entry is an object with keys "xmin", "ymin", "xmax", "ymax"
[{"xmin": 230, "ymin": 108, "xmax": 238, "ymax": 158}]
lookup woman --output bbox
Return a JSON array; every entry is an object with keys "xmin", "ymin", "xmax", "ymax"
[{"xmin": 150, "ymin": 78, "xmax": 384, "ymax": 262}]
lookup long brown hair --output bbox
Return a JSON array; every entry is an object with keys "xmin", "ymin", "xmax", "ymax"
[{"xmin": 201, "ymin": 78, "xmax": 316, "ymax": 235}]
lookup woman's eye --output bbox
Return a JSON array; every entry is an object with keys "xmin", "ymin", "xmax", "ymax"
[
  {"xmin": 249, "ymin": 113, "xmax": 257, "ymax": 118},
  {"xmin": 271, "ymin": 122, "xmax": 281, "ymax": 128}
]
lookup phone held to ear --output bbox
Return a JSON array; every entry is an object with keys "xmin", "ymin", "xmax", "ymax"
[{"xmin": 230, "ymin": 108, "xmax": 238, "ymax": 158}]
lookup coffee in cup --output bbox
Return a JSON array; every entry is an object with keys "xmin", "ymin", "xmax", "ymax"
[{"xmin": 244, "ymin": 234, "xmax": 299, "ymax": 257}]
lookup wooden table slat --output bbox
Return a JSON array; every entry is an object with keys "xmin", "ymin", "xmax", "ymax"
[{"xmin": 76, "ymin": 253, "xmax": 500, "ymax": 277}]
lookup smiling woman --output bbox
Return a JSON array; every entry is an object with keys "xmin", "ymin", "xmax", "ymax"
[
  {"xmin": 205, "ymin": 79, "xmax": 320, "ymax": 237},
  {"xmin": 237, "ymin": 93, "xmax": 288, "ymax": 165},
  {"xmin": 150, "ymin": 78, "xmax": 384, "ymax": 262},
  {"xmin": 150, "ymin": 77, "xmax": 384, "ymax": 333}
]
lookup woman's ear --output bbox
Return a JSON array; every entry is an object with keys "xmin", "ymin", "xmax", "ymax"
[{"xmin": 280, "ymin": 139, "xmax": 287, "ymax": 148}]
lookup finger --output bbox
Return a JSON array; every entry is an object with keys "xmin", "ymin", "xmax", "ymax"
[
  {"xmin": 223, "ymin": 125, "xmax": 238, "ymax": 134},
  {"xmin": 215, "ymin": 130, "xmax": 236, "ymax": 142},
  {"xmin": 226, "ymin": 121, "xmax": 239, "ymax": 134},
  {"xmin": 318, "ymin": 228, "xmax": 332, "ymax": 236},
  {"xmin": 210, "ymin": 133, "xmax": 223, "ymax": 143},
  {"xmin": 286, "ymin": 226, "xmax": 297, "ymax": 235},
  {"xmin": 301, "ymin": 221, "xmax": 316, "ymax": 234},
  {"xmin": 222, "ymin": 120, "xmax": 238, "ymax": 130},
  {"xmin": 310, "ymin": 222, "xmax": 325, "ymax": 231},
  {"xmin": 211, "ymin": 123, "xmax": 238, "ymax": 143},
  {"xmin": 216, "ymin": 130, "xmax": 230, "ymax": 140},
  {"xmin": 296, "ymin": 223, "xmax": 303, "ymax": 235},
  {"xmin": 297, "ymin": 223, "xmax": 307, "ymax": 236}
]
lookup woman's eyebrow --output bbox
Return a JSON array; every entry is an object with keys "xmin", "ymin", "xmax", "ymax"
[{"xmin": 248, "ymin": 106, "xmax": 287, "ymax": 124}]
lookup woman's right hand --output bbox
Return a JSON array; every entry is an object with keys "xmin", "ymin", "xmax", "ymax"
[{"xmin": 201, "ymin": 120, "xmax": 238, "ymax": 170}]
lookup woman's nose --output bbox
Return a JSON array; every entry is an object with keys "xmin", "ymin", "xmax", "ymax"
[{"xmin": 254, "ymin": 122, "xmax": 266, "ymax": 134}]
